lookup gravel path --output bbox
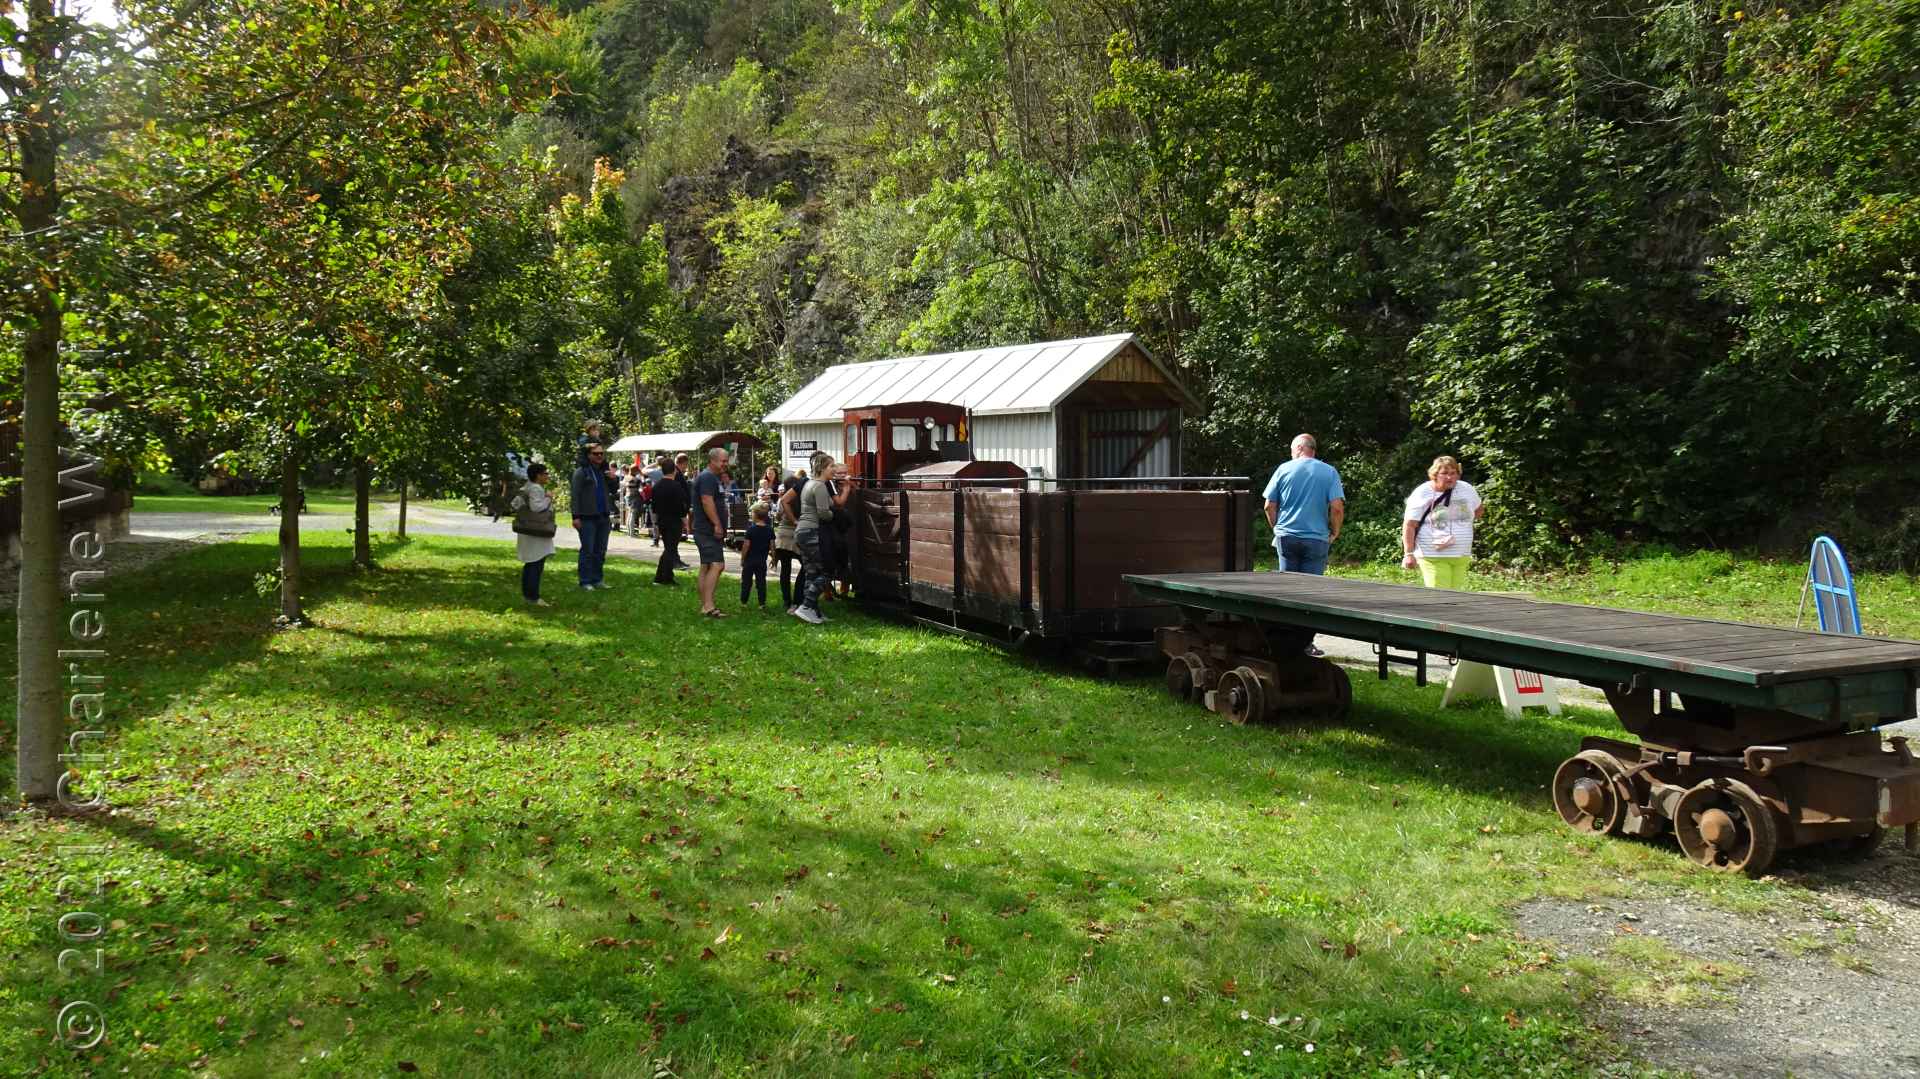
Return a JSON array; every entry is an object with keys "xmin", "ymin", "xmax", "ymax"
[
  {"xmin": 116, "ymin": 503, "xmax": 755, "ymax": 578},
  {"xmin": 1516, "ymin": 849, "xmax": 1920, "ymax": 1079},
  {"xmin": 2, "ymin": 532, "xmax": 228, "ymax": 611}
]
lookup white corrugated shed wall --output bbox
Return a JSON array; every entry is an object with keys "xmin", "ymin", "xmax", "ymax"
[
  {"xmin": 971, "ymin": 413, "xmax": 1056, "ymax": 476},
  {"xmin": 1087, "ymin": 408, "xmax": 1181, "ymax": 477},
  {"xmin": 778, "ymin": 422, "xmax": 843, "ymax": 476}
]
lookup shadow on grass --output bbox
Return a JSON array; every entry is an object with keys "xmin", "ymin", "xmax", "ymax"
[
  {"xmin": 66, "ymin": 763, "xmax": 1589, "ymax": 1076},
  {"xmin": 6, "ymin": 531, "xmax": 1597, "ymax": 822},
  {"xmin": 0, "ymin": 533, "xmax": 1666, "ymax": 1073}
]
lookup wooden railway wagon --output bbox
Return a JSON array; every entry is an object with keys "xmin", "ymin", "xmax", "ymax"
[{"xmin": 852, "ymin": 478, "xmax": 1256, "ymax": 645}]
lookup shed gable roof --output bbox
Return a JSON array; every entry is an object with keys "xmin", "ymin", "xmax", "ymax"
[{"xmin": 764, "ymin": 333, "xmax": 1201, "ymax": 424}]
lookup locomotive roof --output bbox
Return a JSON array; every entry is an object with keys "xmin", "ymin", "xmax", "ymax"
[{"xmin": 765, "ymin": 333, "xmax": 1200, "ymax": 425}]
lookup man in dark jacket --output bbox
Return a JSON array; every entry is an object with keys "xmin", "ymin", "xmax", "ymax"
[
  {"xmin": 669, "ymin": 453, "xmax": 694, "ymax": 570},
  {"xmin": 570, "ymin": 443, "xmax": 617, "ymax": 590},
  {"xmin": 649, "ymin": 459, "xmax": 691, "ymax": 585}
]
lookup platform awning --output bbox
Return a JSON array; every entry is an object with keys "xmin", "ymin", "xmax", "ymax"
[{"xmin": 604, "ymin": 431, "xmax": 767, "ymax": 455}]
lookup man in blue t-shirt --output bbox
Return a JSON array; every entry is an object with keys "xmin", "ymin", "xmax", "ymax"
[
  {"xmin": 692, "ymin": 446, "xmax": 733, "ymax": 618},
  {"xmin": 1262, "ymin": 433, "xmax": 1346, "ymax": 654}
]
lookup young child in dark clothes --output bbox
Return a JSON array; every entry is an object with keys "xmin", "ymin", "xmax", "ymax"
[{"xmin": 740, "ymin": 504, "xmax": 775, "ymax": 607}]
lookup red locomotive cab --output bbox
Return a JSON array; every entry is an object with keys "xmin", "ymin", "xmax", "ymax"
[{"xmin": 840, "ymin": 401, "xmax": 969, "ymax": 481}]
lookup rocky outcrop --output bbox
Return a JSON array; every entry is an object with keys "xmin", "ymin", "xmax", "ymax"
[{"xmin": 651, "ymin": 136, "xmax": 857, "ymax": 370}]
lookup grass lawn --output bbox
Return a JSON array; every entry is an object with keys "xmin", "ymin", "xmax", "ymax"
[
  {"xmin": 4, "ymin": 534, "xmax": 1824, "ymax": 1077},
  {"xmin": 131, "ymin": 488, "xmax": 367, "ymax": 516},
  {"xmin": 1325, "ymin": 551, "xmax": 1920, "ymax": 641}
]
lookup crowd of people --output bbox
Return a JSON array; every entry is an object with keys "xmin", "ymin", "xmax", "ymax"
[
  {"xmin": 511, "ymin": 419, "xmax": 1482, "ymax": 624},
  {"xmin": 504, "ymin": 420, "xmax": 861, "ymax": 621}
]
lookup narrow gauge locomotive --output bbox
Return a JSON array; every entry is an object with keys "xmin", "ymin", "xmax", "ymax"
[{"xmin": 825, "ymin": 401, "xmax": 1257, "ymax": 662}]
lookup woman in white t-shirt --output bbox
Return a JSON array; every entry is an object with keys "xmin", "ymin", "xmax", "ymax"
[{"xmin": 1400, "ymin": 455, "xmax": 1483, "ymax": 590}]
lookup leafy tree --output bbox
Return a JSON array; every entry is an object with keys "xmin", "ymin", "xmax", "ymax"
[{"xmin": 2, "ymin": 0, "xmax": 523, "ymax": 801}]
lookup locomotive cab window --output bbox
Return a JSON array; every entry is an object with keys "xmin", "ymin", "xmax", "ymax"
[{"xmin": 890, "ymin": 422, "xmax": 920, "ymax": 452}]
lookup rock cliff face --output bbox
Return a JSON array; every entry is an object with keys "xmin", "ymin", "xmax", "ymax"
[
  {"xmin": 653, "ymin": 135, "xmax": 852, "ymax": 370},
  {"xmin": 656, "ymin": 135, "xmax": 821, "ymax": 291}
]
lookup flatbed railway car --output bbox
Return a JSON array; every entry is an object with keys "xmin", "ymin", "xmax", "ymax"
[{"xmin": 1128, "ymin": 570, "xmax": 1920, "ymax": 875}]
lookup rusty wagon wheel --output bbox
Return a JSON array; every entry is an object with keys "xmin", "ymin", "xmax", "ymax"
[
  {"xmin": 1551, "ymin": 750, "xmax": 1629, "ymax": 836},
  {"xmin": 1165, "ymin": 652, "xmax": 1218, "ymax": 705},
  {"xmin": 1673, "ymin": 778, "xmax": 1779, "ymax": 876},
  {"xmin": 1214, "ymin": 666, "xmax": 1267, "ymax": 726}
]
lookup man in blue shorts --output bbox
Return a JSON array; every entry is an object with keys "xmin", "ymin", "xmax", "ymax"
[
  {"xmin": 692, "ymin": 446, "xmax": 732, "ymax": 618},
  {"xmin": 1263, "ymin": 433, "xmax": 1345, "ymax": 655}
]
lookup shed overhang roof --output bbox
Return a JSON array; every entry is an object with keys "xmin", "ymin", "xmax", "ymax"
[{"xmin": 764, "ymin": 333, "xmax": 1200, "ymax": 425}]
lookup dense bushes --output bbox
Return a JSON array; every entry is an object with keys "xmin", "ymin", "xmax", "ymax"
[{"xmin": 482, "ymin": 0, "xmax": 1920, "ymax": 568}]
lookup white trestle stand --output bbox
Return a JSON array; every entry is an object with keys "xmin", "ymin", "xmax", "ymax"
[{"xmin": 1442, "ymin": 660, "xmax": 1561, "ymax": 718}]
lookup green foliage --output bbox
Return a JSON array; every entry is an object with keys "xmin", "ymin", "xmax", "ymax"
[
  {"xmin": 1405, "ymin": 50, "xmax": 1651, "ymax": 565},
  {"xmin": 510, "ymin": 12, "xmax": 606, "ymax": 130},
  {"xmin": 133, "ymin": 470, "xmax": 197, "ymax": 497},
  {"xmin": 623, "ymin": 58, "xmax": 773, "ymax": 217},
  {"xmin": 21, "ymin": 0, "xmax": 1920, "ymax": 575}
]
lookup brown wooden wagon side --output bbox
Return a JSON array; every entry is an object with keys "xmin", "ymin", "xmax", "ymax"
[{"xmin": 853, "ymin": 479, "xmax": 1255, "ymax": 645}]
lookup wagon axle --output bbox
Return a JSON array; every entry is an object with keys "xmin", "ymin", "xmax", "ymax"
[
  {"xmin": 1547, "ymin": 730, "xmax": 1916, "ymax": 875},
  {"xmin": 1155, "ymin": 625, "xmax": 1354, "ymax": 726}
]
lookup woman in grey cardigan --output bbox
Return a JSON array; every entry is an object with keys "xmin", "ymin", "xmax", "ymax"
[
  {"xmin": 790, "ymin": 456, "xmax": 846, "ymax": 624},
  {"xmin": 509, "ymin": 463, "xmax": 558, "ymax": 606}
]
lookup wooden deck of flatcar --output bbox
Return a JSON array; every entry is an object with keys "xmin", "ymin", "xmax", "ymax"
[
  {"xmin": 1125, "ymin": 571, "xmax": 1920, "ymax": 874},
  {"xmin": 1127, "ymin": 572, "xmax": 1920, "ymax": 710}
]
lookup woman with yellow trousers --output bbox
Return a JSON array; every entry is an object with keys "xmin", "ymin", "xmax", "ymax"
[{"xmin": 1401, "ymin": 456, "xmax": 1482, "ymax": 589}]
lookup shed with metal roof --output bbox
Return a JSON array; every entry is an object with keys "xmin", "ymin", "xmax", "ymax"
[
  {"xmin": 764, "ymin": 333, "xmax": 1199, "ymax": 479},
  {"xmin": 603, "ymin": 430, "xmax": 767, "ymax": 457}
]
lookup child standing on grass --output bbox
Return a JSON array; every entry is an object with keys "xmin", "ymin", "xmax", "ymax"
[
  {"xmin": 508, "ymin": 463, "xmax": 557, "ymax": 607},
  {"xmin": 740, "ymin": 504, "xmax": 775, "ymax": 608}
]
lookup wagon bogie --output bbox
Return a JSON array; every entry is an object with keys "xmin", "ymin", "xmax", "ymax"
[
  {"xmin": 1157, "ymin": 620, "xmax": 1352, "ymax": 724},
  {"xmin": 1555, "ymin": 726, "xmax": 1920, "ymax": 871}
]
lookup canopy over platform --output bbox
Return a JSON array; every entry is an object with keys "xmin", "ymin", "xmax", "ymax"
[{"xmin": 604, "ymin": 431, "xmax": 767, "ymax": 456}]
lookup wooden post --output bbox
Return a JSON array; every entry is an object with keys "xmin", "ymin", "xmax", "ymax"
[
  {"xmin": 397, "ymin": 481, "xmax": 408, "ymax": 539},
  {"xmin": 952, "ymin": 487, "xmax": 965, "ymax": 608}
]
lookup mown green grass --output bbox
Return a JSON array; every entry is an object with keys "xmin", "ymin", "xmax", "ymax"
[
  {"xmin": 1327, "ymin": 550, "xmax": 1920, "ymax": 641},
  {"xmin": 3, "ymin": 534, "xmax": 1803, "ymax": 1077},
  {"xmin": 131, "ymin": 488, "xmax": 366, "ymax": 516}
]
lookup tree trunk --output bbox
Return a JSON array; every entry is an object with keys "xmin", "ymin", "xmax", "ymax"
[
  {"xmin": 278, "ymin": 446, "xmax": 305, "ymax": 624},
  {"xmin": 353, "ymin": 459, "xmax": 371, "ymax": 567},
  {"xmin": 14, "ymin": 0, "xmax": 68, "ymax": 805},
  {"xmin": 397, "ymin": 481, "xmax": 408, "ymax": 539}
]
